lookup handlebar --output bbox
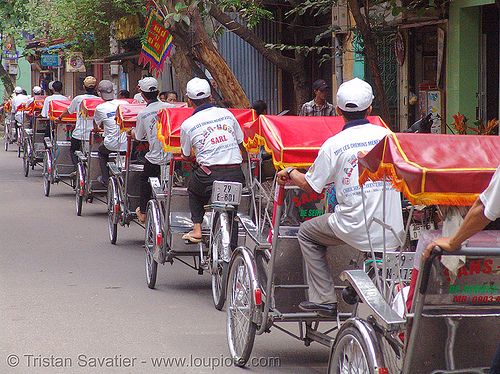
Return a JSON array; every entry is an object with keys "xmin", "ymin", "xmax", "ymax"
[{"xmin": 403, "ymin": 113, "xmax": 433, "ymax": 133}]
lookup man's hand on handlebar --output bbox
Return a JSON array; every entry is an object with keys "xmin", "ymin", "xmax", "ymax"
[
  {"xmin": 277, "ymin": 168, "xmax": 290, "ymax": 186},
  {"xmin": 424, "ymin": 237, "xmax": 458, "ymax": 260}
]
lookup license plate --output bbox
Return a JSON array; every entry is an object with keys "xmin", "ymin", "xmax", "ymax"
[
  {"xmin": 409, "ymin": 222, "xmax": 435, "ymax": 241},
  {"xmin": 211, "ymin": 181, "xmax": 242, "ymax": 205},
  {"xmin": 384, "ymin": 252, "xmax": 415, "ymax": 282}
]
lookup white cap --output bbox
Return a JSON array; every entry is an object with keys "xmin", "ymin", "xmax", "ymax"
[
  {"xmin": 186, "ymin": 78, "xmax": 210, "ymax": 100},
  {"xmin": 33, "ymin": 86, "xmax": 42, "ymax": 94},
  {"xmin": 138, "ymin": 77, "xmax": 158, "ymax": 92},
  {"xmin": 48, "ymin": 81, "xmax": 55, "ymax": 90},
  {"xmin": 336, "ymin": 78, "xmax": 374, "ymax": 112},
  {"xmin": 14, "ymin": 86, "xmax": 22, "ymax": 94}
]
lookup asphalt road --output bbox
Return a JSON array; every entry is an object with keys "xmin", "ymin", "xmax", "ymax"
[{"xmin": 0, "ymin": 145, "xmax": 330, "ymax": 374}]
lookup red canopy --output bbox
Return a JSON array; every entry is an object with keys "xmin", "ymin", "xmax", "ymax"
[
  {"xmin": 26, "ymin": 96, "xmax": 47, "ymax": 115},
  {"xmin": 48, "ymin": 100, "xmax": 77, "ymax": 122},
  {"xmin": 156, "ymin": 108, "xmax": 256, "ymax": 153},
  {"xmin": 80, "ymin": 98, "xmax": 137, "ymax": 119},
  {"xmin": 116, "ymin": 103, "xmax": 147, "ymax": 131},
  {"xmin": 242, "ymin": 115, "xmax": 389, "ymax": 169},
  {"xmin": 358, "ymin": 133, "xmax": 500, "ymax": 206},
  {"xmin": 80, "ymin": 98, "xmax": 104, "ymax": 118}
]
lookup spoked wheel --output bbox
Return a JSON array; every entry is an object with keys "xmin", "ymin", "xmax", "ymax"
[
  {"xmin": 17, "ymin": 128, "xmax": 22, "ymax": 158},
  {"xmin": 43, "ymin": 151, "xmax": 51, "ymax": 197},
  {"xmin": 329, "ymin": 327, "xmax": 376, "ymax": 374},
  {"xmin": 107, "ymin": 178, "xmax": 119, "ymax": 244},
  {"xmin": 227, "ymin": 253, "xmax": 257, "ymax": 367},
  {"xmin": 23, "ymin": 141, "xmax": 30, "ymax": 177},
  {"xmin": 75, "ymin": 164, "xmax": 84, "ymax": 216},
  {"xmin": 145, "ymin": 201, "xmax": 161, "ymax": 289},
  {"xmin": 211, "ymin": 212, "xmax": 231, "ymax": 310}
]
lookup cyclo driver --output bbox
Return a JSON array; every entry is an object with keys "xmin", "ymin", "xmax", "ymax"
[
  {"xmin": 180, "ymin": 78, "xmax": 247, "ymax": 243},
  {"xmin": 277, "ymin": 78, "xmax": 404, "ymax": 316}
]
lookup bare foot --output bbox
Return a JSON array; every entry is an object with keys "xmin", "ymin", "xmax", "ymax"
[{"xmin": 135, "ymin": 207, "xmax": 146, "ymax": 223}]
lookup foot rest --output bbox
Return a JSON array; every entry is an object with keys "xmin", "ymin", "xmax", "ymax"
[
  {"xmin": 340, "ymin": 269, "xmax": 405, "ymax": 331},
  {"xmin": 149, "ymin": 177, "xmax": 166, "ymax": 199}
]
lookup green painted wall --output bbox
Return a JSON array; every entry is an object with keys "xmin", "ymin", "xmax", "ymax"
[
  {"xmin": 447, "ymin": 0, "xmax": 494, "ymax": 127},
  {"xmin": 1, "ymin": 48, "xmax": 31, "ymax": 100}
]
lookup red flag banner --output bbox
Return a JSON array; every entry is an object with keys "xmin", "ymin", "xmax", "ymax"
[{"xmin": 139, "ymin": 7, "xmax": 173, "ymax": 75}]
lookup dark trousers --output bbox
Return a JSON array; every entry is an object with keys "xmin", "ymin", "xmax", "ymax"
[
  {"xmin": 70, "ymin": 137, "xmax": 82, "ymax": 171},
  {"xmin": 491, "ymin": 341, "xmax": 500, "ymax": 374},
  {"xmin": 139, "ymin": 159, "xmax": 161, "ymax": 214},
  {"xmin": 188, "ymin": 165, "xmax": 245, "ymax": 224},
  {"xmin": 98, "ymin": 143, "xmax": 113, "ymax": 184}
]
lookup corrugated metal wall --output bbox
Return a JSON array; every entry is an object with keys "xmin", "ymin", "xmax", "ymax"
[{"xmin": 219, "ymin": 18, "xmax": 280, "ymax": 114}]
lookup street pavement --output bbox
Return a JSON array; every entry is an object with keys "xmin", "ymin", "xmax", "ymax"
[{"xmin": 0, "ymin": 146, "xmax": 330, "ymax": 373}]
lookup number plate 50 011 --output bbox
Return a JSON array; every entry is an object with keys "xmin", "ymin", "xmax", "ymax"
[{"xmin": 211, "ymin": 181, "xmax": 242, "ymax": 205}]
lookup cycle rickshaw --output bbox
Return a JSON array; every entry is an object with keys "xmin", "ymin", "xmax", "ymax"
[
  {"xmin": 218, "ymin": 114, "xmax": 423, "ymax": 368},
  {"xmin": 22, "ymin": 96, "xmax": 48, "ymax": 177},
  {"xmin": 74, "ymin": 98, "xmax": 138, "ymax": 216},
  {"xmin": 145, "ymin": 107, "xmax": 256, "ymax": 311},
  {"xmin": 106, "ymin": 102, "xmax": 148, "ymax": 244},
  {"xmin": 13, "ymin": 101, "xmax": 28, "ymax": 158},
  {"xmin": 74, "ymin": 97, "xmax": 105, "ymax": 215},
  {"xmin": 43, "ymin": 100, "xmax": 77, "ymax": 197},
  {"xmin": 3, "ymin": 99, "xmax": 16, "ymax": 151},
  {"xmin": 331, "ymin": 132, "xmax": 500, "ymax": 374}
]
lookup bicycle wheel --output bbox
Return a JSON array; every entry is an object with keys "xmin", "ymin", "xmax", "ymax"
[
  {"xmin": 23, "ymin": 140, "xmax": 30, "ymax": 177},
  {"xmin": 227, "ymin": 253, "xmax": 257, "ymax": 367},
  {"xmin": 329, "ymin": 327, "xmax": 376, "ymax": 374},
  {"xmin": 75, "ymin": 164, "xmax": 84, "ymax": 216},
  {"xmin": 43, "ymin": 151, "xmax": 51, "ymax": 197},
  {"xmin": 145, "ymin": 201, "xmax": 161, "ymax": 289},
  {"xmin": 211, "ymin": 212, "xmax": 230, "ymax": 310},
  {"xmin": 17, "ymin": 128, "xmax": 22, "ymax": 158},
  {"xmin": 107, "ymin": 178, "xmax": 119, "ymax": 244}
]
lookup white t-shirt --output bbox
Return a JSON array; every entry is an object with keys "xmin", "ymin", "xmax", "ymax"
[
  {"xmin": 41, "ymin": 93, "xmax": 69, "ymax": 118},
  {"xmin": 94, "ymin": 99, "xmax": 129, "ymax": 152},
  {"xmin": 480, "ymin": 165, "xmax": 500, "ymax": 221},
  {"xmin": 305, "ymin": 121, "xmax": 404, "ymax": 251},
  {"xmin": 68, "ymin": 93, "xmax": 99, "ymax": 140},
  {"xmin": 11, "ymin": 94, "xmax": 29, "ymax": 123},
  {"xmin": 135, "ymin": 100, "xmax": 173, "ymax": 165},
  {"xmin": 180, "ymin": 106, "xmax": 244, "ymax": 166},
  {"xmin": 133, "ymin": 93, "xmax": 145, "ymax": 103}
]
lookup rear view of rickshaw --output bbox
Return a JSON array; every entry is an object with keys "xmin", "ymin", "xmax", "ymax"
[
  {"xmin": 22, "ymin": 96, "xmax": 48, "ymax": 177},
  {"xmin": 223, "ymin": 114, "xmax": 394, "ymax": 366},
  {"xmin": 43, "ymin": 100, "xmax": 77, "ymax": 196},
  {"xmin": 3, "ymin": 99, "xmax": 15, "ymax": 151},
  {"xmin": 106, "ymin": 102, "xmax": 147, "ymax": 244},
  {"xmin": 74, "ymin": 98, "xmax": 105, "ymax": 215},
  {"xmin": 324, "ymin": 133, "xmax": 500, "ymax": 374},
  {"xmin": 145, "ymin": 107, "xmax": 257, "ymax": 311},
  {"xmin": 74, "ymin": 98, "xmax": 137, "ymax": 216}
]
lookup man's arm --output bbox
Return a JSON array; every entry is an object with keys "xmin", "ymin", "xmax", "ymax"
[
  {"xmin": 238, "ymin": 143, "xmax": 249, "ymax": 163},
  {"xmin": 55, "ymin": 108, "xmax": 69, "ymax": 123},
  {"xmin": 424, "ymin": 197, "xmax": 492, "ymax": 259},
  {"xmin": 277, "ymin": 167, "xmax": 313, "ymax": 193}
]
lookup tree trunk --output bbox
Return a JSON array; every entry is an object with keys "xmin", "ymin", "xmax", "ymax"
[
  {"xmin": 208, "ymin": 6, "xmax": 310, "ymax": 114},
  {"xmin": 0, "ymin": 62, "xmax": 14, "ymax": 96},
  {"xmin": 186, "ymin": 5, "xmax": 250, "ymax": 108},
  {"xmin": 347, "ymin": 0, "xmax": 392, "ymax": 128}
]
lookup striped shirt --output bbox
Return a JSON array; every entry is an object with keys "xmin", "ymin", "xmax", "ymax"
[{"xmin": 299, "ymin": 99, "xmax": 335, "ymax": 116}]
